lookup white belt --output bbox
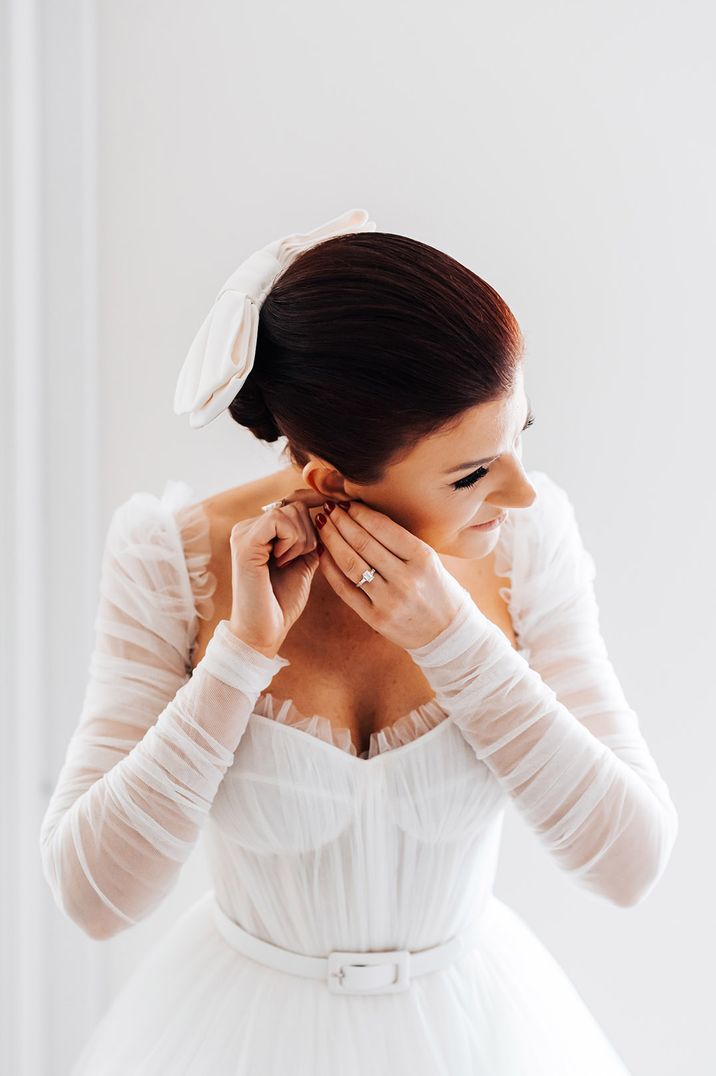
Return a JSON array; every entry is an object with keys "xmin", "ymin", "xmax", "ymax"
[{"xmin": 210, "ymin": 892, "xmax": 483, "ymax": 996}]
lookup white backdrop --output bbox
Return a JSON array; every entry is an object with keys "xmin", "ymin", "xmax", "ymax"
[{"xmin": 3, "ymin": 1, "xmax": 714, "ymax": 1073}]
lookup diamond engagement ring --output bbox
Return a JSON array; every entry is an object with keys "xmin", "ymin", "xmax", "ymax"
[
  {"xmin": 356, "ymin": 567, "xmax": 377, "ymax": 588},
  {"xmin": 260, "ymin": 498, "xmax": 288, "ymax": 512}
]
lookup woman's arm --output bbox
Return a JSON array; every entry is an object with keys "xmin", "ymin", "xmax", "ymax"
[
  {"xmin": 406, "ymin": 479, "xmax": 679, "ymax": 908},
  {"xmin": 39, "ymin": 491, "xmax": 289, "ymax": 941}
]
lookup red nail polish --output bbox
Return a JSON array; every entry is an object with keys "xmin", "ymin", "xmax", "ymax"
[
  {"xmin": 338, "ymin": 500, "xmax": 350, "ymax": 510},
  {"xmin": 323, "ymin": 500, "xmax": 335, "ymax": 514},
  {"xmin": 315, "ymin": 513, "xmax": 327, "ymax": 529}
]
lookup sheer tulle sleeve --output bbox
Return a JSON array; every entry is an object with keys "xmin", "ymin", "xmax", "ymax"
[
  {"xmin": 406, "ymin": 471, "xmax": 679, "ymax": 908},
  {"xmin": 38, "ymin": 481, "xmax": 290, "ymax": 940}
]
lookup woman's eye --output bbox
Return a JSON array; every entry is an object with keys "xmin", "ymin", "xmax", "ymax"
[
  {"xmin": 451, "ymin": 410, "xmax": 535, "ymax": 493},
  {"xmin": 452, "ymin": 466, "xmax": 490, "ymax": 491}
]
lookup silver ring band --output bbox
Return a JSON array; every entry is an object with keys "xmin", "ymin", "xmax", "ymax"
[{"xmin": 260, "ymin": 497, "xmax": 288, "ymax": 513}]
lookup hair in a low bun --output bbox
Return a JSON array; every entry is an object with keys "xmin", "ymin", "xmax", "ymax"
[
  {"xmin": 227, "ymin": 231, "xmax": 524, "ymax": 486},
  {"xmin": 227, "ymin": 369, "xmax": 281, "ymax": 444}
]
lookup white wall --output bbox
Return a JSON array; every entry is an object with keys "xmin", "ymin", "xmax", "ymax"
[{"xmin": 5, "ymin": 1, "xmax": 713, "ymax": 1073}]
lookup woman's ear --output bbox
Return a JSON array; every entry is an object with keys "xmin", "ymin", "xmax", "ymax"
[{"xmin": 301, "ymin": 459, "xmax": 350, "ymax": 502}]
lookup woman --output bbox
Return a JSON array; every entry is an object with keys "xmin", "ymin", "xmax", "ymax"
[{"xmin": 40, "ymin": 209, "xmax": 678, "ymax": 1074}]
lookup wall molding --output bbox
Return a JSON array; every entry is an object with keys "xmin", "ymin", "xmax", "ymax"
[{"xmin": 2, "ymin": 1, "xmax": 106, "ymax": 1072}]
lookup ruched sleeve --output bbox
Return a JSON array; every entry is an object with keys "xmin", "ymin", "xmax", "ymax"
[
  {"xmin": 406, "ymin": 471, "xmax": 679, "ymax": 908},
  {"xmin": 38, "ymin": 480, "xmax": 290, "ymax": 940}
]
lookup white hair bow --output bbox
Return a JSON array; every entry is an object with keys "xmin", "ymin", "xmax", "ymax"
[{"xmin": 173, "ymin": 206, "xmax": 377, "ymax": 429}]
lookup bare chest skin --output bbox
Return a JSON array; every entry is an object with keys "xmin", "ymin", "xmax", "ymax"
[{"xmin": 189, "ymin": 475, "xmax": 518, "ymax": 757}]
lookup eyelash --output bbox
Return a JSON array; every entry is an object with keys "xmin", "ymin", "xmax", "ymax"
[{"xmin": 452, "ymin": 412, "xmax": 536, "ymax": 491}]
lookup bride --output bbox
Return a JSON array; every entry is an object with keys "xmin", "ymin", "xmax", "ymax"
[{"xmin": 40, "ymin": 208, "xmax": 678, "ymax": 1074}]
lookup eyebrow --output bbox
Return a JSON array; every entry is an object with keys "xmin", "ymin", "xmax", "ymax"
[{"xmin": 442, "ymin": 396, "xmax": 533, "ymax": 476}]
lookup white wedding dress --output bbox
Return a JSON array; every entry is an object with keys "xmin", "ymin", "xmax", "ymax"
[{"xmin": 39, "ymin": 468, "xmax": 679, "ymax": 1074}]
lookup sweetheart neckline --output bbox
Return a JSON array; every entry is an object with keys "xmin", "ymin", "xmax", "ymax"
[
  {"xmin": 254, "ymin": 688, "xmax": 449, "ymax": 761},
  {"xmin": 248, "ymin": 702, "xmax": 455, "ymax": 765}
]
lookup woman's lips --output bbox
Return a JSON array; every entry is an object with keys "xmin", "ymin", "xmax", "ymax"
[{"xmin": 470, "ymin": 511, "xmax": 507, "ymax": 530}]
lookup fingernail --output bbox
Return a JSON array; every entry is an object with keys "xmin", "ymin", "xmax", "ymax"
[
  {"xmin": 323, "ymin": 500, "xmax": 336, "ymax": 514},
  {"xmin": 315, "ymin": 513, "xmax": 327, "ymax": 529},
  {"xmin": 337, "ymin": 500, "xmax": 350, "ymax": 511}
]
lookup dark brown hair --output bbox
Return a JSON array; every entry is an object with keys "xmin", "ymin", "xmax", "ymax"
[{"xmin": 229, "ymin": 231, "xmax": 524, "ymax": 485}]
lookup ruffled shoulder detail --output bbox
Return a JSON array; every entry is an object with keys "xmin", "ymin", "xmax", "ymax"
[
  {"xmin": 169, "ymin": 484, "xmax": 218, "ymax": 628},
  {"xmin": 493, "ymin": 468, "xmax": 597, "ymax": 663},
  {"xmin": 103, "ymin": 479, "xmax": 218, "ymax": 676}
]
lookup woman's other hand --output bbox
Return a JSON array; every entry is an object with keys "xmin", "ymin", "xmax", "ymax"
[{"xmin": 228, "ymin": 487, "xmax": 327, "ymax": 658}]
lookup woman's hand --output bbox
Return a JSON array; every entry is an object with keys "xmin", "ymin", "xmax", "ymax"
[
  {"xmin": 315, "ymin": 500, "xmax": 474, "ymax": 650},
  {"xmin": 228, "ymin": 487, "xmax": 327, "ymax": 658}
]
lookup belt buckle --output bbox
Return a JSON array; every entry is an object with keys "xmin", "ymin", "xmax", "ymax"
[{"xmin": 327, "ymin": 948, "xmax": 411, "ymax": 995}]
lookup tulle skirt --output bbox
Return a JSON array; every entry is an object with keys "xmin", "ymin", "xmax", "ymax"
[{"xmin": 69, "ymin": 890, "xmax": 632, "ymax": 1075}]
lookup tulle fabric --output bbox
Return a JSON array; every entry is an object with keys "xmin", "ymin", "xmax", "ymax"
[
  {"xmin": 253, "ymin": 690, "xmax": 451, "ymax": 759},
  {"xmin": 38, "ymin": 470, "xmax": 678, "ymax": 1074},
  {"xmin": 68, "ymin": 890, "xmax": 633, "ymax": 1076},
  {"xmin": 404, "ymin": 484, "xmax": 680, "ymax": 909},
  {"xmin": 38, "ymin": 480, "xmax": 291, "ymax": 938}
]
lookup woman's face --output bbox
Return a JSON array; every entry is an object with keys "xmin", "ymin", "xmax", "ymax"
[{"xmin": 299, "ymin": 364, "xmax": 538, "ymax": 560}]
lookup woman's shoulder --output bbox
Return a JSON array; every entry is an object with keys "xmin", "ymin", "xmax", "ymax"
[
  {"xmin": 177, "ymin": 465, "xmax": 302, "ymax": 531},
  {"xmin": 520, "ymin": 467, "xmax": 580, "ymax": 523},
  {"xmin": 499, "ymin": 467, "xmax": 598, "ymax": 646},
  {"xmin": 503, "ymin": 467, "xmax": 591, "ymax": 558},
  {"xmin": 105, "ymin": 479, "xmax": 225, "ymax": 643},
  {"xmin": 110, "ymin": 475, "xmax": 261, "ymax": 546},
  {"xmin": 518, "ymin": 467, "xmax": 596, "ymax": 574},
  {"xmin": 109, "ymin": 471, "xmax": 295, "ymax": 628},
  {"xmin": 96, "ymin": 472, "xmax": 294, "ymax": 672}
]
